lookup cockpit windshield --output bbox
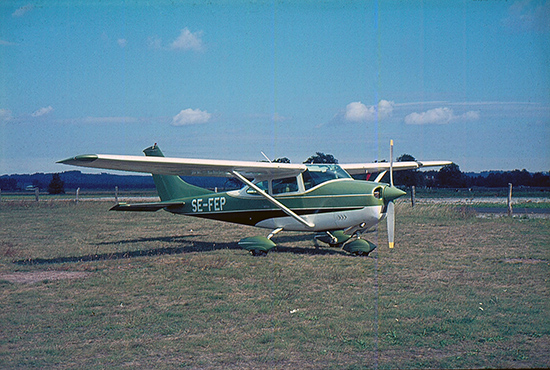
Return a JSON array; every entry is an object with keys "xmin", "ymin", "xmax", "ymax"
[{"xmin": 302, "ymin": 164, "xmax": 351, "ymax": 190}]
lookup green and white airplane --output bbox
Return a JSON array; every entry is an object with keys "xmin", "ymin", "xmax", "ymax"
[{"xmin": 58, "ymin": 141, "xmax": 451, "ymax": 256}]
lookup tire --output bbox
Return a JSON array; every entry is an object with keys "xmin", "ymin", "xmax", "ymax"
[{"xmin": 251, "ymin": 249, "xmax": 267, "ymax": 257}]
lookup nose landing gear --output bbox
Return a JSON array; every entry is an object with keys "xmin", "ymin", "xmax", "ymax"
[{"xmin": 315, "ymin": 230, "xmax": 376, "ymax": 256}]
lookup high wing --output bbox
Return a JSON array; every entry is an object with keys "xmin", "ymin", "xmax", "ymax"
[
  {"xmin": 58, "ymin": 152, "xmax": 452, "ymax": 179},
  {"xmin": 57, "ymin": 154, "xmax": 307, "ymax": 179},
  {"xmin": 341, "ymin": 160, "xmax": 453, "ymax": 176}
]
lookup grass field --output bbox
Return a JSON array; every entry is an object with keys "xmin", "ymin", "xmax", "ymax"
[{"xmin": 0, "ymin": 200, "xmax": 548, "ymax": 369}]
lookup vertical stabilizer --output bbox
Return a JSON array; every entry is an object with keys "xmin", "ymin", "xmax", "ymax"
[{"xmin": 143, "ymin": 144, "xmax": 211, "ymax": 201}]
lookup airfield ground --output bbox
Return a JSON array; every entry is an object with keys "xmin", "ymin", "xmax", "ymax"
[{"xmin": 0, "ymin": 198, "xmax": 548, "ymax": 369}]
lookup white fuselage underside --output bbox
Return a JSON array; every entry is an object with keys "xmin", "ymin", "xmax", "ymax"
[{"xmin": 255, "ymin": 205, "xmax": 385, "ymax": 232}]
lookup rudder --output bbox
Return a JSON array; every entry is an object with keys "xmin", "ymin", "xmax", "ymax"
[{"xmin": 143, "ymin": 144, "xmax": 211, "ymax": 201}]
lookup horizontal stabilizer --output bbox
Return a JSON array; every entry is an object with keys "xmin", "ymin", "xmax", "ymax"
[{"xmin": 110, "ymin": 201, "xmax": 185, "ymax": 212}]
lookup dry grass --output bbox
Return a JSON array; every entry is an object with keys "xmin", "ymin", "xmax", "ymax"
[{"xmin": 0, "ymin": 200, "xmax": 548, "ymax": 369}]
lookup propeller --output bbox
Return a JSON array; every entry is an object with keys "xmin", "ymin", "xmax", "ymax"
[
  {"xmin": 390, "ymin": 139, "xmax": 394, "ymax": 187},
  {"xmin": 384, "ymin": 140, "xmax": 405, "ymax": 248},
  {"xmin": 387, "ymin": 201, "xmax": 395, "ymax": 248}
]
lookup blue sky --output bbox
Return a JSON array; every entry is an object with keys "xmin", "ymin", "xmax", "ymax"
[{"xmin": 1, "ymin": 0, "xmax": 549, "ymax": 175}]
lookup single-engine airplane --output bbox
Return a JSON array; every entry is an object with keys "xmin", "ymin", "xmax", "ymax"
[{"xmin": 58, "ymin": 141, "xmax": 451, "ymax": 256}]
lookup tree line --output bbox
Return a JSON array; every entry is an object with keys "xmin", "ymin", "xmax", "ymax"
[
  {"xmin": 393, "ymin": 165, "xmax": 550, "ymax": 189},
  {"xmin": 1, "ymin": 154, "xmax": 549, "ymax": 194},
  {"xmin": 391, "ymin": 156, "xmax": 550, "ymax": 188}
]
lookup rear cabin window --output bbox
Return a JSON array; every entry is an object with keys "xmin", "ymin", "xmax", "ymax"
[
  {"xmin": 302, "ymin": 164, "xmax": 351, "ymax": 190},
  {"xmin": 272, "ymin": 176, "xmax": 299, "ymax": 194}
]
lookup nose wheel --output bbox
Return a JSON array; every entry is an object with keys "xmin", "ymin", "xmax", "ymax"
[
  {"xmin": 314, "ymin": 230, "xmax": 352, "ymax": 248},
  {"xmin": 342, "ymin": 238, "xmax": 377, "ymax": 256},
  {"xmin": 315, "ymin": 231, "xmax": 376, "ymax": 256}
]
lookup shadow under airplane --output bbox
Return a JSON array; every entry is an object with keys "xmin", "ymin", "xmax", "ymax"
[{"xmin": 14, "ymin": 233, "xmax": 352, "ymax": 266}]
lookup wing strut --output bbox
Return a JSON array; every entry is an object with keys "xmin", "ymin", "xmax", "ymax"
[
  {"xmin": 374, "ymin": 170, "xmax": 387, "ymax": 183},
  {"xmin": 230, "ymin": 170, "xmax": 315, "ymax": 229}
]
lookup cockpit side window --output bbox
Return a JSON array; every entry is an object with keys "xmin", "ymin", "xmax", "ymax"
[
  {"xmin": 272, "ymin": 176, "xmax": 299, "ymax": 194},
  {"xmin": 302, "ymin": 170, "xmax": 316, "ymax": 190},
  {"xmin": 303, "ymin": 164, "xmax": 351, "ymax": 190}
]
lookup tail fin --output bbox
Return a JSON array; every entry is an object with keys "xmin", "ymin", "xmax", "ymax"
[{"xmin": 143, "ymin": 144, "xmax": 211, "ymax": 201}]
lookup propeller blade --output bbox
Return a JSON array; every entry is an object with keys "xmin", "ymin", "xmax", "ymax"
[
  {"xmin": 389, "ymin": 139, "xmax": 394, "ymax": 187},
  {"xmin": 387, "ymin": 201, "xmax": 395, "ymax": 248},
  {"xmin": 385, "ymin": 140, "xmax": 401, "ymax": 249}
]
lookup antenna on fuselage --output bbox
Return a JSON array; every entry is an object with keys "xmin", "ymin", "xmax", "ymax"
[{"xmin": 260, "ymin": 151, "xmax": 272, "ymax": 163}]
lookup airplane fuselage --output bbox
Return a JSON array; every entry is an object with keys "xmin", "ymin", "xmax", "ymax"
[{"xmin": 164, "ymin": 179, "xmax": 387, "ymax": 232}]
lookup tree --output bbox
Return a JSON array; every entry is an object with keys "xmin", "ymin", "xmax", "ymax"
[
  {"xmin": 531, "ymin": 172, "xmax": 550, "ymax": 187},
  {"xmin": 273, "ymin": 157, "xmax": 291, "ymax": 163},
  {"xmin": 0, "ymin": 177, "xmax": 18, "ymax": 191},
  {"xmin": 47, "ymin": 173, "xmax": 65, "ymax": 194},
  {"xmin": 436, "ymin": 163, "xmax": 466, "ymax": 188},
  {"xmin": 393, "ymin": 154, "xmax": 424, "ymax": 188},
  {"xmin": 303, "ymin": 152, "xmax": 338, "ymax": 164}
]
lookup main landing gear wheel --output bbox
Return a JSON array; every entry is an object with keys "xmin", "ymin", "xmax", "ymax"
[
  {"xmin": 238, "ymin": 236, "xmax": 276, "ymax": 256},
  {"xmin": 250, "ymin": 249, "xmax": 268, "ymax": 257}
]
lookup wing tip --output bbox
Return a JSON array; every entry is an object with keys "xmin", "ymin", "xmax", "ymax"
[{"xmin": 57, "ymin": 154, "xmax": 99, "ymax": 165}]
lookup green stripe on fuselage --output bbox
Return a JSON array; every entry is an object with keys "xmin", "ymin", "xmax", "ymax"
[{"xmin": 191, "ymin": 207, "xmax": 363, "ymax": 226}]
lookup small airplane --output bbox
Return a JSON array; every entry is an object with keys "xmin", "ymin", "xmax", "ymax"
[{"xmin": 58, "ymin": 141, "xmax": 451, "ymax": 256}]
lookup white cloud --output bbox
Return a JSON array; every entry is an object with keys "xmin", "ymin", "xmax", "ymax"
[
  {"xmin": 404, "ymin": 107, "xmax": 453, "ymax": 125},
  {"xmin": 117, "ymin": 39, "xmax": 127, "ymax": 48},
  {"xmin": 377, "ymin": 100, "xmax": 395, "ymax": 117},
  {"xmin": 82, "ymin": 116, "xmax": 138, "ymax": 124},
  {"xmin": 273, "ymin": 113, "xmax": 291, "ymax": 122},
  {"xmin": 344, "ymin": 100, "xmax": 394, "ymax": 122},
  {"xmin": 463, "ymin": 110, "xmax": 480, "ymax": 120},
  {"xmin": 0, "ymin": 39, "xmax": 16, "ymax": 46},
  {"xmin": 345, "ymin": 102, "xmax": 370, "ymax": 122},
  {"xmin": 0, "ymin": 109, "xmax": 12, "ymax": 121},
  {"xmin": 404, "ymin": 107, "xmax": 480, "ymax": 125},
  {"xmin": 31, "ymin": 106, "xmax": 54, "ymax": 117},
  {"xmin": 502, "ymin": 0, "xmax": 550, "ymax": 32},
  {"xmin": 12, "ymin": 4, "xmax": 34, "ymax": 17},
  {"xmin": 170, "ymin": 28, "xmax": 204, "ymax": 51},
  {"xmin": 172, "ymin": 108, "xmax": 211, "ymax": 126},
  {"xmin": 147, "ymin": 36, "xmax": 163, "ymax": 49}
]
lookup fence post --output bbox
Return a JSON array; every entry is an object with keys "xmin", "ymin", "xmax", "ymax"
[
  {"xmin": 35, "ymin": 188, "xmax": 39, "ymax": 202},
  {"xmin": 410, "ymin": 186, "xmax": 416, "ymax": 207},
  {"xmin": 508, "ymin": 183, "xmax": 512, "ymax": 216},
  {"xmin": 76, "ymin": 187, "xmax": 80, "ymax": 203},
  {"xmin": 115, "ymin": 186, "xmax": 119, "ymax": 203}
]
